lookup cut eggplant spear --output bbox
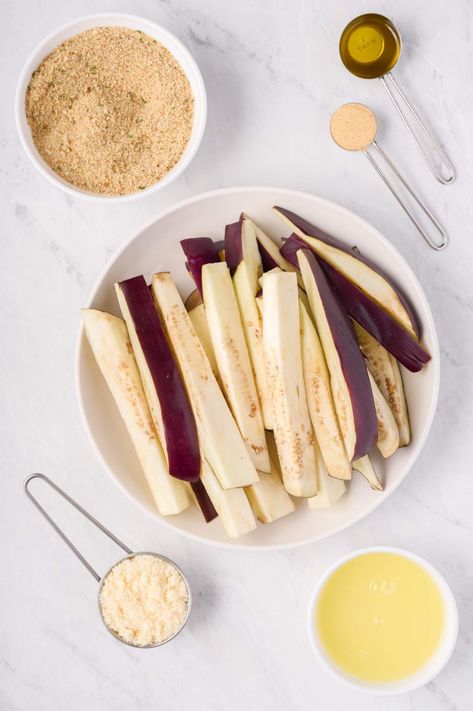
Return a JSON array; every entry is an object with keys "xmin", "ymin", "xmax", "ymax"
[
  {"xmin": 82, "ymin": 309, "xmax": 189, "ymax": 515},
  {"xmin": 274, "ymin": 206, "xmax": 420, "ymax": 339},
  {"xmin": 115, "ymin": 276, "xmax": 201, "ymax": 483},
  {"xmin": 184, "ymin": 290, "xmax": 221, "ymax": 385},
  {"xmin": 243, "ymin": 213, "xmax": 304, "ymax": 287},
  {"xmin": 187, "ymin": 302, "xmax": 220, "ymax": 382},
  {"xmin": 151, "ymin": 272, "xmax": 260, "ymax": 490},
  {"xmin": 184, "ymin": 288, "xmax": 202, "ymax": 312},
  {"xmin": 262, "ymin": 270, "xmax": 319, "ymax": 497},
  {"xmin": 245, "ymin": 461, "xmax": 295, "ymax": 524},
  {"xmin": 354, "ymin": 323, "xmax": 410, "ymax": 446},
  {"xmin": 181, "ymin": 238, "xmax": 220, "ymax": 298},
  {"xmin": 202, "ymin": 261, "xmax": 271, "ymax": 473},
  {"xmin": 368, "ymin": 370, "xmax": 400, "ymax": 458},
  {"xmin": 297, "ymin": 249, "xmax": 378, "ymax": 461},
  {"xmin": 308, "ymin": 445, "xmax": 346, "ymax": 509},
  {"xmin": 188, "ymin": 479, "xmax": 218, "ymax": 523},
  {"xmin": 225, "ymin": 218, "xmax": 273, "ymax": 429},
  {"xmin": 352, "ymin": 455, "xmax": 383, "ymax": 491},
  {"xmin": 200, "ymin": 257, "xmax": 293, "ymax": 520},
  {"xmin": 316, "ymin": 258, "xmax": 430, "ymax": 373},
  {"xmin": 200, "ymin": 460, "xmax": 256, "ymax": 538},
  {"xmin": 281, "ymin": 233, "xmax": 429, "ymax": 373},
  {"xmin": 299, "ymin": 300, "xmax": 352, "ymax": 480}
]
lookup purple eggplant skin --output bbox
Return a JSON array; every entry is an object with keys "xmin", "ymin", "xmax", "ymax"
[
  {"xmin": 281, "ymin": 235, "xmax": 430, "ymax": 372},
  {"xmin": 119, "ymin": 275, "xmax": 201, "ymax": 483},
  {"xmin": 224, "ymin": 221, "xmax": 244, "ymax": 276},
  {"xmin": 191, "ymin": 480, "xmax": 218, "ymax": 522},
  {"xmin": 257, "ymin": 239, "xmax": 280, "ymax": 272},
  {"xmin": 180, "ymin": 238, "xmax": 220, "ymax": 297},
  {"xmin": 274, "ymin": 206, "xmax": 421, "ymax": 339},
  {"xmin": 298, "ymin": 249, "xmax": 378, "ymax": 460}
]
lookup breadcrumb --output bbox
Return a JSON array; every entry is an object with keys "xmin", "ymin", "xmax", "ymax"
[{"xmin": 25, "ymin": 27, "xmax": 194, "ymax": 195}]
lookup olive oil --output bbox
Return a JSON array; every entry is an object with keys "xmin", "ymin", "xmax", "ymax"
[
  {"xmin": 340, "ymin": 14, "xmax": 401, "ymax": 79},
  {"xmin": 316, "ymin": 552, "xmax": 445, "ymax": 683}
]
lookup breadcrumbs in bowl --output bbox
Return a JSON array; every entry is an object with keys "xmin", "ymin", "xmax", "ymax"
[
  {"xmin": 99, "ymin": 553, "xmax": 190, "ymax": 647},
  {"xmin": 25, "ymin": 26, "xmax": 195, "ymax": 196}
]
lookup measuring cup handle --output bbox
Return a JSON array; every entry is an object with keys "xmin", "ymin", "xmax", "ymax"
[
  {"xmin": 380, "ymin": 73, "xmax": 455, "ymax": 185},
  {"xmin": 24, "ymin": 474, "xmax": 133, "ymax": 582},
  {"xmin": 365, "ymin": 143, "xmax": 448, "ymax": 251}
]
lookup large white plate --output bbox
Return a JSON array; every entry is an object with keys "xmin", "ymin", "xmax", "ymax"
[{"xmin": 76, "ymin": 187, "xmax": 439, "ymax": 549}]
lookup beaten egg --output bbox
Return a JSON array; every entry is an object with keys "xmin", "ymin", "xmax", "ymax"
[{"xmin": 315, "ymin": 552, "xmax": 445, "ymax": 683}]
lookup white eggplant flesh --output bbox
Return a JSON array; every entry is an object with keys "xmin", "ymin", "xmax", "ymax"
[
  {"xmin": 352, "ymin": 455, "xmax": 383, "ymax": 491},
  {"xmin": 188, "ymin": 303, "xmax": 220, "ymax": 382},
  {"xmin": 115, "ymin": 284, "xmax": 166, "ymax": 450},
  {"xmin": 299, "ymin": 301, "xmax": 351, "ymax": 480},
  {"xmin": 202, "ymin": 262, "xmax": 270, "ymax": 472},
  {"xmin": 151, "ymin": 272, "xmax": 260, "ymax": 489},
  {"xmin": 262, "ymin": 271, "xmax": 319, "ymax": 497},
  {"xmin": 368, "ymin": 371, "xmax": 400, "ymax": 458},
  {"xmin": 245, "ymin": 215, "xmax": 304, "ymax": 288},
  {"xmin": 255, "ymin": 293, "xmax": 263, "ymax": 317},
  {"xmin": 308, "ymin": 445, "xmax": 346, "ymax": 509},
  {"xmin": 354, "ymin": 323, "xmax": 410, "ymax": 446},
  {"xmin": 298, "ymin": 250, "xmax": 377, "ymax": 461},
  {"xmin": 231, "ymin": 239, "xmax": 273, "ymax": 429},
  {"xmin": 274, "ymin": 207, "xmax": 417, "ymax": 338},
  {"xmin": 82, "ymin": 309, "xmax": 189, "ymax": 515},
  {"xmin": 245, "ymin": 460, "xmax": 295, "ymax": 524},
  {"xmin": 200, "ymin": 460, "xmax": 256, "ymax": 538}
]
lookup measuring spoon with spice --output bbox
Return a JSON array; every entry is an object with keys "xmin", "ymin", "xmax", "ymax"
[
  {"xmin": 330, "ymin": 103, "xmax": 448, "ymax": 250},
  {"xmin": 25, "ymin": 474, "xmax": 191, "ymax": 648},
  {"xmin": 339, "ymin": 13, "xmax": 455, "ymax": 184}
]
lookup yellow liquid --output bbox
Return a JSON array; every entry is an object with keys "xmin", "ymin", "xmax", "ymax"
[
  {"xmin": 316, "ymin": 552, "xmax": 444, "ymax": 682},
  {"xmin": 340, "ymin": 14, "xmax": 401, "ymax": 79}
]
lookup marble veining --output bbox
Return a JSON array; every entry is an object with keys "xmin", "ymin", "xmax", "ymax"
[{"xmin": 1, "ymin": 0, "xmax": 472, "ymax": 709}]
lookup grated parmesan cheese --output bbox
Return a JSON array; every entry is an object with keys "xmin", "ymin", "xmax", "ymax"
[{"xmin": 99, "ymin": 554, "xmax": 189, "ymax": 646}]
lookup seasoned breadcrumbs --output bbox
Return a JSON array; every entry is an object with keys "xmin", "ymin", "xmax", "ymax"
[{"xmin": 25, "ymin": 27, "xmax": 194, "ymax": 195}]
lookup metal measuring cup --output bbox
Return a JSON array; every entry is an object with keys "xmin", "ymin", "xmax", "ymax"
[
  {"xmin": 330, "ymin": 102, "xmax": 448, "ymax": 251},
  {"xmin": 339, "ymin": 13, "xmax": 455, "ymax": 184},
  {"xmin": 25, "ymin": 473, "xmax": 191, "ymax": 648}
]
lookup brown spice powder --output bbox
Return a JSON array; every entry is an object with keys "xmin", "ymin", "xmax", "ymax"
[
  {"xmin": 330, "ymin": 103, "xmax": 377, "ymax": 152},
  {"xmin": 25, "ymin": 27, "xmax": 194, "ymax": 195}
]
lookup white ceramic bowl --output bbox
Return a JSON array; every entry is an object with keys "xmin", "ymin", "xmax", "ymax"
[
  {"xmin": 76, "ymin": 186, "xmax": 440, "ymax": 549},
  {"xmin": 15, "ymin": 13, "xmax": 207, "ymax": 201},
  {"xmin": 307, "ymin": 546, "xmax": 458, "ymax": 694}
]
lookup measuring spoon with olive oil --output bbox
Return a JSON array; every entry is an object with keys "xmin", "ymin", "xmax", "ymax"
[{"xmin": 339, "ymin": 14, "xmax": 455, "ymax": 184}]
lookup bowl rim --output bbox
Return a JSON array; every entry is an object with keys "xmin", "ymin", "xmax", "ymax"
[
  {"xmin": 75, "ymin": 185, "xmax": 440, "ymax": 550},
  {"xmin": 14, "ymin": 12, "xmax": 207, "ymax": 202},
  {"xmin": 307, "ymin": 545, "xmax": 459, "ymax": 695}
]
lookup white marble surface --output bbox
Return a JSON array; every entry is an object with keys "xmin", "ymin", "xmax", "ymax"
[{"xmin": 1, "ymin": 0, "xmax": 472, "ymax": 709}]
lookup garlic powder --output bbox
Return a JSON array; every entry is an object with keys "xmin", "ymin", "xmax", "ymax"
[
  {"xmin": 330, "ymin": 103, "xmax": 377, "ymax": 151},
  {"xmin": 99, "ymin": 554, "xmax": 189, "ymax": 646}
]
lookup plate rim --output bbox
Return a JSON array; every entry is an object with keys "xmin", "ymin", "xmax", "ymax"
[{"xmin": 75, "ymin": 185, "xmax": 440, "ymax": 550}]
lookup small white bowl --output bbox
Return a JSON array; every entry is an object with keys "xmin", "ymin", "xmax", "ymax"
[
  {"xmin": 15, "ymin": 13, "xmax": 207, "ymax": 202},
  {"xmin": 307, "ymin": 546, "xmax": 458, "ymax": 695}
]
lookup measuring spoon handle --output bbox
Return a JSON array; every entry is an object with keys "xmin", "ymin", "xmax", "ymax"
[
  {"xmin": 24, "ymin": 473, "xmax": 132, "ymax": 582},
  {"xmin": 365, "ymin": 142, "xmax": 448, "ymax": 250},
  {"xmin": 380, "ymin": 73, "xmax": 455, "ymax": 185}
]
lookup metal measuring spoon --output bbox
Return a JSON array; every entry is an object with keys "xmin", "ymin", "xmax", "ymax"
[
  {"xmin": 339, "ymin": 14, "xmax": 455, "ymax": 184},
  {"xmin": 330, "ymin": 103, "xmax": 448, "ymax": 250},
  {"xmin": 25, "ymin": 474, "xmax": 191, "ymax": 648}
]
